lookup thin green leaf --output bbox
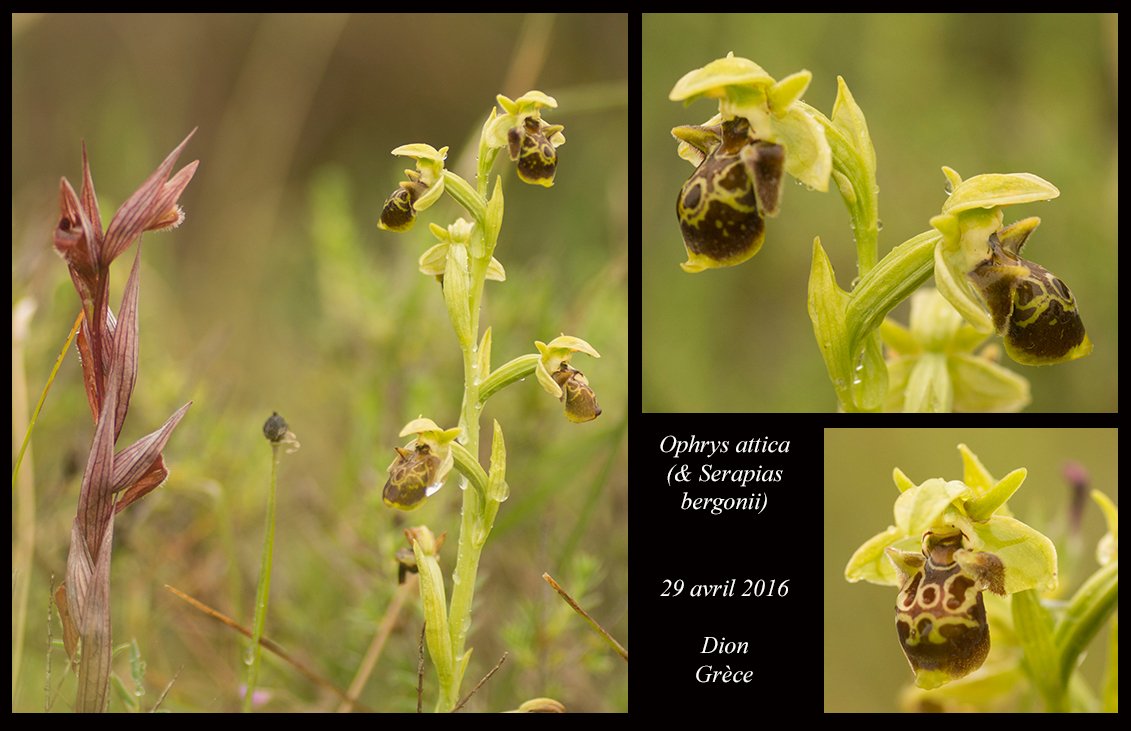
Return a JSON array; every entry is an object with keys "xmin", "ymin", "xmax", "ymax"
[
  {"xmin": 1054, "ymin": 560, "xmax": 1118, "ymax": 687},
  {"xmin": 1012, "ymin": 589, "xmax": 1065, "ymax": 711}
]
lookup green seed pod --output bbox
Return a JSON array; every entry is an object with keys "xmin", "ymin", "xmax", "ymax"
[
  {"xmin": 886, "ymin": 531, "xmax": 1005, "ymax": 689},
  {"xmin": 263, "ymin": 412, "xmax": 288, "ymax": 442}
]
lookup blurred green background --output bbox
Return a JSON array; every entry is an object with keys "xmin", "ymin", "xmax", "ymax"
[
  {"xmin": 13, "ymin": 14, "xmax": 627, "ymax": 712},
  {"xmin": 643, "ymin": 14, "xmax": 1117, "ymax": 412},
  {"xmin": 825, "ymin": 428, "xmax": 1118, "ymax": 712}
]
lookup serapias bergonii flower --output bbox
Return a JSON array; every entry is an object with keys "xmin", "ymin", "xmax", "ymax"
[
  {"xmin": 669, "ymin": 52, "xmax": 831, "ymax": 273},
  {"xmin": 930, "ymin": 167, "xmax": 1092, "ymax": 366},
  {"xmin": 52, "ymin": 130, "xmax": 198, "ymax": 712},
  {"xmin": 378, "ymin": 143, "xmax": 449, "ymax": 232},
  {"xmin": 383, "ymin": 416, "xmax": 462, "ymax": 510},
  {"xmin": 54, "ymin": 129, "xmax": 199, "ymax": 420},
  {"xmin": 485, "ymin": 91, "xmax": 565, "ymax": 187},
  {"xmin": 534, "ymin": 335, "xmax": 601, "ymax": 422}
]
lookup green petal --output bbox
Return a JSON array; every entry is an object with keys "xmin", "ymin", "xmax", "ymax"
[
  {"xmin": 957, "ymin": 443, "xmax": 997, "ymax": 493},
  {"xmin": 964, "ymin": 468, "xmax": 1027, "ymax": 521}
]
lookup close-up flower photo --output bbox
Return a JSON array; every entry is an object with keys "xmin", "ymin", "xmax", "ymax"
[
  {"xmin": 643, "ymin": 14, "xmax": 1115, "ymax": 412},
  {"xmin": 826, "ymin": 428, "xmax": 1117, "ymax": 712}
]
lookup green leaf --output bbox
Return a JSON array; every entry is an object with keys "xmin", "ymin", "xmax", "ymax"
[
  {"xmin": 1012, "ymin": 589, "xmax": 1065, "ymax": 711},
  {"xmin": 1054, "ymin": 560, "xmax": 1118, "ymax": 687}
]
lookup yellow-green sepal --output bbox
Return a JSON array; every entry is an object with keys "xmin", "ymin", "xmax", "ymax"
[
  {"xmin": 767, "ymin": 70, "xmax": 812, "ymax": 117},
  {"xmin": 845, "ymin": 525, "xmax": 911, "ymax": 586},
  {"xmin": 773, "ymin": 105, "xmax": 832, "ymax": 193},
  {"xmin": 967, "ymin": 516, "xmax": 1058, "ymax": 593},
  {"xmin": 893, "ymin": 478, "xmax": 972, "ymax": 537},
  {"xmin": 668, "ymin": 53, "xmax": 774, "ymax": 106}
]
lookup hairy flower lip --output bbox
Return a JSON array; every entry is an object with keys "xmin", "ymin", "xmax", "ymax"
[{"xmin": 670, "ymin": 55, "xmax": 831, "ymax": 273}]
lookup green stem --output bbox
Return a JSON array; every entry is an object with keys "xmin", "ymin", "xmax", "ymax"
[
  {"xmin": 845, "ymin": 230, "xmax": 940, "ymax": 350},
  {"xmin": 244, "ymin": 443, "xmax": 279, "ymax": 712},
  {"xmin": 432, "ymin": 146, "xmax": 498, "ymax": 712}
]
